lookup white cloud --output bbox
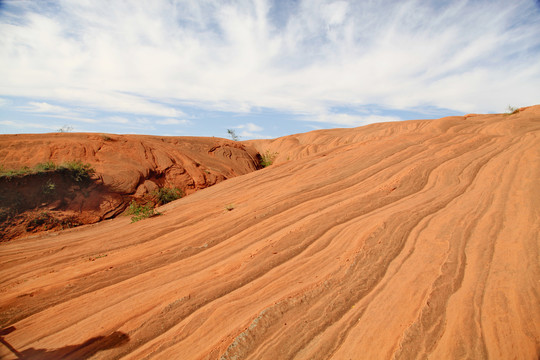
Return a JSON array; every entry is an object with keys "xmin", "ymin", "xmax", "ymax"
[
  {"xmin": 238, "ymin": 130, "xmax": 272, "ymax": 139},
  {"xmin": 0, "ymin": 120, "xmax": 64, "ymax": 131},
  {"xmin": 312, "ymin": 113, "xmax": 402, "ymax": 127},
  {"xmin": 242, "ymin": 133, "xmax": 273, "ymax": 139},
  {"xmin": 38, "ymin": 113, "xmax": 99, "ymax": 124},
  {"xmin": 17, "ymin": 101, "xmax": 99, "ymax": 123},
  {"xmin": 156, "ymin": 118, "xmax": 191, "ymax": 125},
  {"xmin": 235, "ymin": 122, "xmax": 271, "ymax": 139},
  {"xmin": 0, "ymin": 0, "xmax": 539, "ymax": 122},
  {"xmin": 236, "ymin": 122, "xmax": 264, "ymax": 132},
  {"xmin": 0, "ymin": 120, "xmax": 17, "ymax": 126},
  {"xmin": 22, "ymin": 102, "xmax": 71, "ymax": 113},
  {"xmin": 106, "ymin": 116, "xmax": 130, "ymax": 124}
]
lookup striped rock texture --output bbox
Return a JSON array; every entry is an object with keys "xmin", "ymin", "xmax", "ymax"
[{"xmin": 0, "ymin": 106, "xmax": 538, "ymax": 359}]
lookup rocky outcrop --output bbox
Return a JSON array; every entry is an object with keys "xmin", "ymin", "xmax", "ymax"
[{"xmin": 0, "ymin": 134, "xmax": 260, "ymax": 240}]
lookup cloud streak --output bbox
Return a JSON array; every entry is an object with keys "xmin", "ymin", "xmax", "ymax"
[{"xmin": 1, "ymin": 0, "xmax": 539, "ymax": 135}]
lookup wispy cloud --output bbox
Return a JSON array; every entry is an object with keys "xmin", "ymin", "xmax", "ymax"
[
  {"xmin": 235, "ymin": 122, "xmax": 271, "ymax": 139},
  {"xmin": 311, "ymin": 113, "xmax": 402, "ymax": 127},
  {"xmin": 156, "ymin": 118, "xmax": 191, "ymax": 125},
  {"xmin": 106, "ymin": 116, "xmax": 130, "ymax": 124},
  {"xmin": 0, "ymin": 0, "xmax": 539, "ymax": 136},
  {"xmin": 22, "ymin": 102, "xmax": 71, "ymax": 113},
  {"xmin": 0, "ymin": 120, "xmax": 63, "ymax": 131},
  {"xmin": 236, "ymin": 123, "xmax": 264, "ymax": 132},
  {"xmin": 17, "ymin": 101, "xmax": 99, "ymax": 123}
]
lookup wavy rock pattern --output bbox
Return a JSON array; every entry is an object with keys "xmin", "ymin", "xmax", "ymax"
[{"xmin": 0, "ymin": 107, "xmax": 539, "ymax": 359}]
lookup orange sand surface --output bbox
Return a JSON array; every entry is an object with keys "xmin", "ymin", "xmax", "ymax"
[{"xmin": 1, "ymin": 106, "xmax": 539, "ymax": 359}]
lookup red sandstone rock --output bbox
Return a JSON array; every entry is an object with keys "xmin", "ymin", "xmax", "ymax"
[{"xmin": 0, "ymin": 106, "xmax": 538, "ymax": 359}]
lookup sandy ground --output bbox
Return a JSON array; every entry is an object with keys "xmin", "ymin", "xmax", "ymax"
[{"xmin": 0, "ymin": 106, "xmax": 539, "ymax": 359}]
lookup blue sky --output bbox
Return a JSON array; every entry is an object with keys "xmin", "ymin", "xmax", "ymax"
[{"xmin": 1, "ymin": 0, "xmax": 539, "ymax": 139}]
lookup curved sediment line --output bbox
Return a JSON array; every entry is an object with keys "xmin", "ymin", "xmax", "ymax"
[
  {"xmin": 216, "ymin": 135, "xmax": 510, "ymax": 359},
  {"xmin": 315, "ymin": 145, "xmax": 510, "ymax": 359},
  {"xmin": 93, "ymin": 134, "xmax": 468, "ymax": 358},
  {"xmin": 0, "ymin": 109, "xmax": 538, "ymax": 359},
  {"xmin": 1, "ymin": 131, "xmax": 506, "ymax": 352},
  {"xmin": 0, "ymin": 133, "xmax": 439, "ymax": 327},
  {"xmin": 391, "ymin": 136, "xmax": 527, "ymax": 359}
]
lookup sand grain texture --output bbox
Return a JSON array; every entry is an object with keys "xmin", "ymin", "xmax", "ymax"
[{"xmin": 0, "ymin": 107, "xmax": 539, "ymax": 359}]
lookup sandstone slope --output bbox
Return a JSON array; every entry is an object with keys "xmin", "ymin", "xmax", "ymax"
[
  {"xmin": 0, "ymin": 106, "xmax": 539, "ymax": 359},
  {"xmin": 0, "ymin": 134, "xmax": 260, "ymax": 240}
]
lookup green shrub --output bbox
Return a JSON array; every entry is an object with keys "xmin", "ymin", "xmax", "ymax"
[
  {"xmin": 126, "ymin": 200, "xmax": 159, "ymax": 223},
  {"xmin": 34, "ymin": 161, "xmax": 57, "ymax": 172},
  {"xmin": 260, "ymin": 150, "xmax": 278, "ymax": 167},
  {"xmin": 154, "ymin": 187, "xmax": 183, "ymax": 205},
  {"xmin": 59, "ymin": 161, "xmax": 95, "ymax": 182}
]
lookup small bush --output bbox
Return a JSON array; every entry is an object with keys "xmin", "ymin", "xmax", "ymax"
[
  {"xmin": 57, "ymin": 125, "xmax": 73, "ymax": 132},
  {"xmin": 227, "ymin": 129, "xmax": 239, "ymax": 141},
  {"xmin": 126, "ymin": 200, "xmax": 159, "ymax": 222},
  {"xmin": 59, "ymin": 161, "xmax": 95, "ymax": 182},
  {"xmin": 225, "ymin": 204, "xmax": 235, "ymax": 211},
  {"xmin": 260, "ymin": 150, "xmax": 278, "ymax": 167},
  {"xmin": 34, "ymin": 161, "xmax": 57, "ymax": 172},
  {"xmin": 154, "ymin": 187, "xmax": 183, "ymax": 205},
  {"xmin": 506, "ymin": 105, "xmax": 519, "ymax": 115}
]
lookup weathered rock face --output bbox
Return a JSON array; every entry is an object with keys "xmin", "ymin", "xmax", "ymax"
[
  {"xmin": 0, "ymin": 106, "xmax": 538, "ymax": 359},
  {"xmin": 0, "ymin": 134, "xmax": 261, "ymax": 240},
  {"xmin": 0, "ymin": 170, "xmax": 126, "ymax": 240}
]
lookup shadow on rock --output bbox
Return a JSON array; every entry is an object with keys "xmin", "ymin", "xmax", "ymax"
[{"xmin": 1, "ymin": 326, "xmax": 130, "ymax": 360}]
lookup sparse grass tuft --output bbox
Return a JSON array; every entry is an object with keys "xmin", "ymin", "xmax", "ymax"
[
  {"xmin": 260, "ymin": 150, "xmax": 278, "ymax": 167},
  {"xmin": 34, "ymin": 161, "xmax": 57, "ymax": 172},
  {"xmin": 126, "ymin": 200, "xmax": 160, "ymax": 222},
  {"xmin": 0, "ymin": 161, "xmax": 94, "ymax": 182},
  {"xmin": 59, "ymin": 161, "xmax": 95, "ymax": 182},
  {"xmin": 88, "ymin": 254, "xmax": 108, "ymax": 261},
  {"xmin": 0, "ymin": 165, "xmax": 32, "ymax": 178},
  {"xmin": 154, "ymin": 187, "xmax": 183, "ymax": 205}
]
